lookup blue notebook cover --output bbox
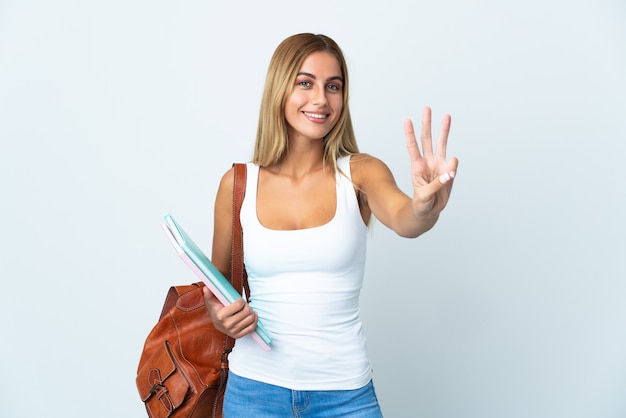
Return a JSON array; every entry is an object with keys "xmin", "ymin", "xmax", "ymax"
[{"xmin": 162, "ymin": 214, "xmax": 272, "ymax": 351}]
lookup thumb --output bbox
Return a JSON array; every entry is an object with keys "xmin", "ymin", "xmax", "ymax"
[
  {"xmin": 202, "ymin": 286, "xmax": 222, "ymax": 311},
  {"xmin": 438, "ymin": 158, "xmax": 458, "ymax": 186}
]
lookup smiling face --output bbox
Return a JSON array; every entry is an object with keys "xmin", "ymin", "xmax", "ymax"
[{"xmin": 284, "ymin": 51, "xmax": 344, "ymax": 143}]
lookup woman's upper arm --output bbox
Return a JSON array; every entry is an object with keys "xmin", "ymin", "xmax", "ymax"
[
  {"xmin": 211, "ymin": 167, "xmax": 235, "ymax": 279},
  {"xmin": 351, "ymin": 154, "xmax": 411, "ymax": 232}
]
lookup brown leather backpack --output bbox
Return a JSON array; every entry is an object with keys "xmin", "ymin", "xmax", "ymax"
[{"xmin": 136, "ymin": 164, "xmax": 247, "ymax": 417}]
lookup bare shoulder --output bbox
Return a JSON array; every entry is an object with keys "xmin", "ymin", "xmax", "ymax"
[
  {"xmin": 212, "ymin": 166, "xmax": 236, "ymax": 273},
  {"xmin": 349, "ymin": 153, "xmax": 394, "ymax": 187},
  {"xmin": 217, "ymin": 166, "xmax": 235, "ymax": 195},
  {"xmin": 214, "ymin": 166, "xmax": 237, "ymax": 216}
]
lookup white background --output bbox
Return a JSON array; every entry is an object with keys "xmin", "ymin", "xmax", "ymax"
[{"xmin": 1, "ymin": 1, "xmax": 625, "ymax": 417}]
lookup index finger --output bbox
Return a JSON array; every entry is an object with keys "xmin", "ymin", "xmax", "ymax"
[{"xmin": 404, "ymin": 118, "xmax": 422, "ymax": 161}]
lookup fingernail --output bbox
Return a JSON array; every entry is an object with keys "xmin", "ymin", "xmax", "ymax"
[{"xmin": 439, "ymin": 172, "xmax": 451, "ymax": 184}]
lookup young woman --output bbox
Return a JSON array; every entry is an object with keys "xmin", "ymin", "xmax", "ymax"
[{"xmin": 203, "ymin": 33, "xmax": 458, "ymax": 417}]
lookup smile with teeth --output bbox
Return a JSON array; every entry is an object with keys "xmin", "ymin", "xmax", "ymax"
[{"xmin": 303, "ymin": 111, "xmax": 328, "ymax": 120}]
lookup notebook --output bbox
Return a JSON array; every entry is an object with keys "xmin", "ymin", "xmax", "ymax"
[{"xmin": 162, "ymin": 214, "xmax": 271, "ymax": 351}]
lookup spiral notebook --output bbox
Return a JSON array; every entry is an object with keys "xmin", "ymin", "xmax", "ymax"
[{"xmin": 162, "ymin": 214, "xmax": 272, "ymax": 351}]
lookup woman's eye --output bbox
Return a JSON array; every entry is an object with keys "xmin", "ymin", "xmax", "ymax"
[
  {"xmin": 327, "ymin": 84, "xmax": 341, "ymax": 92},
  {"xmin": 297, "ymin": 81, "xmax": 311, "ymax": 87}
]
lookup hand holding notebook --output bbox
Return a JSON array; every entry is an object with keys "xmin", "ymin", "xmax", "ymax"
[{"xmin": 162, "ymin": 214, "xmax": 272, "ymax": 351}]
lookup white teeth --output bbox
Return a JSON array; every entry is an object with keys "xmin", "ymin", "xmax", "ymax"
[{"xmin": 304, "ymin": 112, "xmax": 326, "ymax": 119}]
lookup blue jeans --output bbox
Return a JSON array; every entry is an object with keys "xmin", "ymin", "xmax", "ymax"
[{"xmin": 224, "ymin": 372, "xmax": 384, "ymax": 417}]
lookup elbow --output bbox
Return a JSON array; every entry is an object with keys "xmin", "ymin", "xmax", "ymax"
[
  {"xmin": 395, "ymin": 215, "xmax": 438, "ymax": 239},
  {"xmin": 397, "ymin": 227, "xmax": 428, "ymax": 239}
]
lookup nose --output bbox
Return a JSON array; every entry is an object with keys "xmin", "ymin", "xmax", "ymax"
[{"xmin": 312, "ymin": 84, "xmax": 327, "ymax": 106}]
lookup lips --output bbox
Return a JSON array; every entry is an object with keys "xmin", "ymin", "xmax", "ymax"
[{"xmin": 303, "ymin": 111, "xmax": 328, "ymax": 123}]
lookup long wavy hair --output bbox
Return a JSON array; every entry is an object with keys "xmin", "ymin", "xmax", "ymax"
[{"xmin": 252, "ymin": 33, "xmax": 359, "ymax": 173}]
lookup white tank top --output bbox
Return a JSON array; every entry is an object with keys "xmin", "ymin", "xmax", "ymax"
[{"xmin": 228, "ymin": 155, "xmax": 372, "ymax": 390}]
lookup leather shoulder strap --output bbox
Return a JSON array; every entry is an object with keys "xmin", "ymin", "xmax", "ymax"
[{"xmin": 230, "ymin": 163, "xmax": 247, "ymax": 298}]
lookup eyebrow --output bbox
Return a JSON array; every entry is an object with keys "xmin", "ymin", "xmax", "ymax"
[{"xmin": 297, "ymin": 72, "xmax": 344, "ymax": 83}]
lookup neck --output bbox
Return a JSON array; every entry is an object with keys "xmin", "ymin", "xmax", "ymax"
[{"xmin": 270, "ymin": 148, "xmax": 327, "ymax": 179}]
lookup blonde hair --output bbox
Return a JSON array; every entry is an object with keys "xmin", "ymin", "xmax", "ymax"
[{"xmin": 253, "ymin": 33, "xmax": 359, "ymax": 173}]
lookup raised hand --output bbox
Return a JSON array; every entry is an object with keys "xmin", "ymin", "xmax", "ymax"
[{"xmin": 404, "ymin": 107, "xmax": 459, "ymax": 218}]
